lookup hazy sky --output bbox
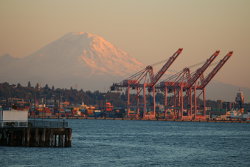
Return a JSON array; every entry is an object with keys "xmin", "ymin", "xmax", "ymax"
[{"xmin": 0, "ymin": 0, "xmax": 250, "ymax": 89}]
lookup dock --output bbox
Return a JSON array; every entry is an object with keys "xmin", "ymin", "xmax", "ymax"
[{"xmin": 0, "ymin": 120, "xmax": 72, "ymax": 147}]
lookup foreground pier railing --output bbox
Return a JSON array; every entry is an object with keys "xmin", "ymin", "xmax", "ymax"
[
  {"xmin": 0, "ymin": 120, "xmax": 28, "ymax": 128},
  {"xmin": 28, "ymin": 120, "xmax": 68, "ymax": 128},
  {"xmin": 0, "ymin": 120, "xmax": 68, "ymax": 128}
]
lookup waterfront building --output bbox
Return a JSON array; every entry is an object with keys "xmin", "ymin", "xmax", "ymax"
[
  {"xmin": 0, "ymin": 105, "xmax": 28, "ymax": 127},
  {"xmin": 235, "ymin": 90, "xmax": 245, "ymax": 113}
]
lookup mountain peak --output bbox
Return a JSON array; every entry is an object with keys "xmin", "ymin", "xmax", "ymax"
[
  {"xmin": 61, "ymin": 32, "xmax": 113, "ymax": 48},
  {"xmin": 63, "ymin": 32, "xmax": 104, "ymax": 40},
  {"xmin": 44, "ymin": 32, "xmax": 144, "ymax": 76},
  {"xmin": 69, "ymin": 32, "xmax": 94, "ymax": 36}
]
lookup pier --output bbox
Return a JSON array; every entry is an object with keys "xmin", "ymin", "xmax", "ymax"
[{"xmin": 0, "ymin": 120, "xmax": 72, "ymax": 147}]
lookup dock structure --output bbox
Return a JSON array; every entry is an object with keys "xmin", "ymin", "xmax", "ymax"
[{"xmin": 0, "ymin": 120, "xmax": 72, "ymax": 147}]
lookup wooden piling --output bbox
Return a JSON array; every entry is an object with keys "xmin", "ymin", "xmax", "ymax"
[
  {"xmin": 26, "ymin": 128, "xmax": 30, "ymax": 146},
  {"xmin": 22, "ymin": 129, "xmax": 25, "ymax": 145},
  {"xmin": 35, "ymin": 128, "xmax": 39, "ymax": 146},
  {"xmin": 41, "ymin": 128, "xmax": 46, "ymax": 147}
]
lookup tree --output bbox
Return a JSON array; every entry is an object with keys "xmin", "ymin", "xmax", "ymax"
[
  {"xmin": 27, "ymin": 81, "xmax": 32, "ymax": 88},
  {"xmin": 35, "ymin": 83, "xmax": 40, "ymax": 90},
  {"xmin": 17, "ymin": 83, "xmax": 22, "ymax": 88},
  {"xmin": 44, "ymin": 84, "xmax": 49, "ymax": 90}
]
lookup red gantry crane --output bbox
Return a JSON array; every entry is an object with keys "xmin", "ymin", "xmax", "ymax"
[
  {"xmin": 184, "ymin": 50, "xmax": 220, "ymax": 119},
  {"xmin": 143, "ymin": 48, "xmax": 183, "ymax": 119},
  {"xmin": 195, "ymin": 51, "xmax": 233, "ymax": 119}
]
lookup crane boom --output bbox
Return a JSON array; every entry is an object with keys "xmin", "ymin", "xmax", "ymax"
[
  {"xmin": 198, "ymin": 51, "xmax": 233, "ymax": 89},
  {"xmin": 187, "ymin": 50, "xmax": 220, "ymax": 88},
  {"xmin": 150, "ymin": 48, "xmax": 183, "ymax": 87}
]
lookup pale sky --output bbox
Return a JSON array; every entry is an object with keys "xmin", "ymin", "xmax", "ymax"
[{"xmin": 0, "ymin": 0, "xmax": 250, "ymax": 89}]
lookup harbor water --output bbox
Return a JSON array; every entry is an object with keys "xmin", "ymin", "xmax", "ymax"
[{"xmin": 1, "ymin": 119, "xmax": 250, "ymax": 166}]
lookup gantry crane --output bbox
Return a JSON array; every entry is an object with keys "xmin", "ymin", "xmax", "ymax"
[
  {"xmin": 110, "ymin": 66, "xmax": 153, "ymax": 118},
  {"xmin": 195, "ymin": 51, "xmax": 233, "ymax": 119},
  {"xmin": 184, "ymin": 50, "xmax": 220, "ymax": 119},
  {"xmin": 143, "ymin": 48, "xmax": 183, "ymax": 119}
]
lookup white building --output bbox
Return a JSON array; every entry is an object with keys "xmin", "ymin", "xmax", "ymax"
[{"xmin": 0, "ymin": 106, "xmax": 28, "ymax": 127}]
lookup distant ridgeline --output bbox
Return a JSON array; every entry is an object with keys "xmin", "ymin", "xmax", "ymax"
[
  {"xmin": 0, "ymin": 82, "xmax": 249, "ymax": 111},
  {"xmin": 0, "ymin": 82, "xmax": 128, "ymax": 107}
]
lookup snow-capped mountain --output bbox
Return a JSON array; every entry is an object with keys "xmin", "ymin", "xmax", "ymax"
[{"xmin": 0, "ymin": 32, "xmax": 144, "ymax": 90}]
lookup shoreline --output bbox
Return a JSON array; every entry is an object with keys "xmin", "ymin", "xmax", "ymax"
[{"xmin": 29, "ymin": 116, "xmax": 250, "ymax": 123}]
